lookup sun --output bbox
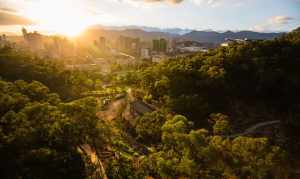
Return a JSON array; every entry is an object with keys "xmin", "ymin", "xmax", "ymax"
[
  {"xmin": 24, "ymin": 0, "xmax": 93, "ymax": 37},
  {"xmin": 41, "ymin": 21, "xmax": 88, "ymax": 37}
]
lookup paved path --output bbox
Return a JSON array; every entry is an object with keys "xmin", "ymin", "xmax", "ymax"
[{"xmin": 227, "ymin": 120, "xmax": 281, "ymax": 138}]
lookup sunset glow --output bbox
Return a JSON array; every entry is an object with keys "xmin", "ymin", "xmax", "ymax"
[
  {"xmin": 0, "ymin": 0, "xmax": 298, "ymax": 35},
  {"xmin": 23, "ymin": 0, "xmax": 93, "ymax": 36}
]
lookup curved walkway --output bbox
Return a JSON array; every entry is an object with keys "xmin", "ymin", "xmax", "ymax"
[{"xmin": 227, "ymin": 120, "xmax": 281, "ymax": 138}]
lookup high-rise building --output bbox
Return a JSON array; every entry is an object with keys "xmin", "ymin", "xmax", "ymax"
[
  {"xmin": 141, "ymin": 48, "xmax": 151, "ymax": 59},
  {"xmin": 94, "ymin": 36, "xmax": 107, "ymax": 50},
  {"xmin": 152, "ymin": 38, "xmax": 167, "ymax": 53},
  {"xmin": 117, "ymin": 36, "xmax": 141, "ymax": 57}
]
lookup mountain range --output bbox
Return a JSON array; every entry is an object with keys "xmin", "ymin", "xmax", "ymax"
[
  {"xmin": 2, "ymin": 25, "xmax": 284, "ymax": 45},
  {"xmin": 89, "ymin": 25, "xmax": 193, "ymax": 35},
  {"xmin": 181, "ymin": 30, "xmax": 283, "ymax": 44},
  {"xmin": 81, "ymin": 25, "xmax": 284, "ymax": 44}
]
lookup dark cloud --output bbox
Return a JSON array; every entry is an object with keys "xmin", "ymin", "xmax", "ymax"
[{"xmin": 0, "ymin": 11, "xmax": 34, "ymax": 25}]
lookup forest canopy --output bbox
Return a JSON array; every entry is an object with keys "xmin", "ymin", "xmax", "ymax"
[{"xmin": 0, "ymin": 27, "xmax": 299, "ymax": 178}]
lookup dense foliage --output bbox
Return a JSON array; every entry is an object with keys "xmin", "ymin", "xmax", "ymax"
[
  {"xmin": 0, "ymin": 48, "xmax": 105, "ymax": 99},
  {"xmin": 135, "ymin": 28, "xmax": 300, "ymax": 124},
  {"xmin": 0, "ymin": 80, "xmax": 109, "ymax": 178},
  {"xmin": 0, "ymin": 27, "xmax": 299, "ymax": 178},
  {"xmin": 131, "ymin": 28, "xmax": 300, "ymax": 152}
]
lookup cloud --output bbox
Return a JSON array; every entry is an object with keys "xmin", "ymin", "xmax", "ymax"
[
  {"xmin": 269, "ymin": 16, "xmax": 294, "ymax": 25},
  {"xmin": 0, "ymin": 7, "xmax": 17, "ymax": 13},
  {"xmin": 0, "ymin": 11, "xmax": 34, "ymax": 25},
  {"xmin": 120, "ymin": 0, "xmax": 245, "ymax": 7},
  {"xmin": 123, "ymin": 0, "xmax": 183, "ymax": 4},
  {"xmin": 253, "ymin": 16, "xmax": 294, "ymax": 32},
  {"xmin": 116, "ymin": 0, "xmax": 184, "ymax": 7},
  {"xmin": 144, "ymin": 0, "xmax": 183, "ymax": 3},
  {"xmin": 191, "ymin": 0, "xmax": 223, "ymax": 6},
  {"xmin": 191, "ymin": 0, "xmax": 248, "ymax": 7}
]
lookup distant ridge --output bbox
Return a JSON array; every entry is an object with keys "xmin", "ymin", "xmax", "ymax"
[
  {"xmin": 79, "ymin": 28, "xmax": 176, "ymax": 44},
  {"xmin": 84, "ymin": 25, "xmax": 284, "ymax": 44},
  {"xmin": 89, "ymin": 25, "xmax": 193, "ymax": 35},
  {"xmin": 2, "ymin": 25, "xmax": 284, "ymax": 45},
  {"xmin": 181, "ymin": 30, "xmax": 284, "ymax": 43}
]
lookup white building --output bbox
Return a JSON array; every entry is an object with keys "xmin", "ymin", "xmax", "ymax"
[
  {"xmin": 179, "ymin": 46, "xmax": 208, "ymax": 53},
  {"xmin": 221, "ymin": 42, "xmax": 229, "ymax": 47},
  {"xmin": 152, "ymin": 55, "xmax": 167, "ymax": 63},
  {"xmin": 141, "ymin": 48, "xmax": 151, "ymax": 59},
  {"xmin": 221, "ymin": 38, "xmax": 248, "ymax": 47}
]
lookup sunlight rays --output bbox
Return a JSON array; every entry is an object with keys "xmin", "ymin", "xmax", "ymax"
[{"xmin": 23, "ymin": 0, "xmax": 94, "ymax": 36}]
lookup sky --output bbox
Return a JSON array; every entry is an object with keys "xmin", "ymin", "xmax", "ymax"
[{"xmin": 0, "ymin": 0, "xmax": 299, "ymax": 36}]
